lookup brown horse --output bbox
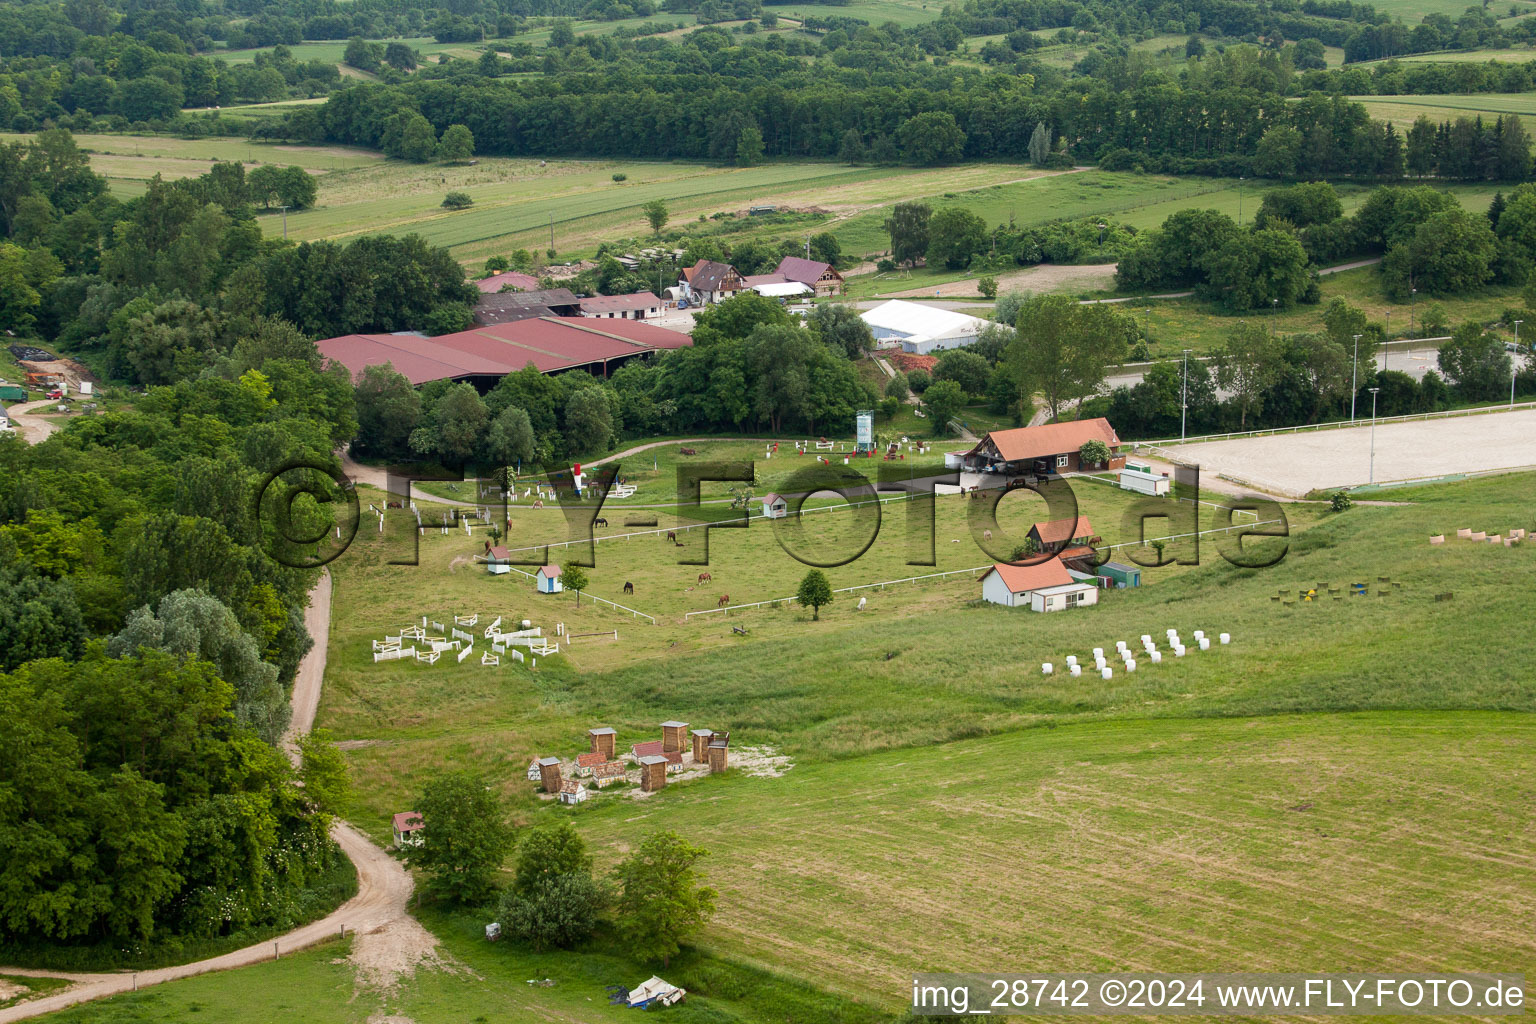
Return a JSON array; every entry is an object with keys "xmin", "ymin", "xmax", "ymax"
[
  {"xmin": 594, "ymin": 517, "xmax": 608, "ymax": 527},
  {"xmin": 623, "ymin": 581, "xmax": 634, "ymax": 595},
  {"xmin": 718, "ymin": 593, "xmax": 730, "ymax": 607},
  {"xmin": 666, "ymin": 531, "xmax": 678, "ymax": 543},
  {"xmin": 698, "ymin": 572, "xmax": 712, "ymax": 584}
]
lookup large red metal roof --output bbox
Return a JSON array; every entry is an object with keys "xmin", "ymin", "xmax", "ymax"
[{"xmin": 318, "ymin": 317, "xmax": 691, "ymax": 385}]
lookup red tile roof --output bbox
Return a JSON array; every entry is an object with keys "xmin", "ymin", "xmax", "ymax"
[
  {"xmin": 476, "ymin": 270, "xmax": 541, "ymax": 293},
  {"xmin": 539, "ymin": 564, "xmax": 561, "ymax": 578},
  {"xmin": 318, "ymin": 317, "xmax": 691, "ymax": 385},
  {"xmin": 973, "ymin": 418, "xmax": 1121, "ymax": 463},
  {"xmin": 392, "ymin": 811, "xmax": 423, "ymax": 833},
  {"xmin": 576, "ymin": 752, "xmax": 604, "ymax": 767},
  {"xmin": 1031, "ymin": 516, "xmax": 1096, "ymax": 545},
  {"xmin": 632, "ymin": 740, "xmax": 664, "ymax": 757},
  {"xmin": 980, "ymin": 558, "xmax": 1074, "ymax": 594},
  {"xmin": 775, "ymin": 256, "xmax": 837, "ymax": 286}
]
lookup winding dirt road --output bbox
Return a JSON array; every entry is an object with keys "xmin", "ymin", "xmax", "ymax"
[{"xmin": 0, "ymin": 572, "xmax": 426, "ymax": 1022}]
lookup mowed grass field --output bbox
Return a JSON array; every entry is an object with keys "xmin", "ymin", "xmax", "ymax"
[
  {"xmin": 29, "ymin": 469, "xmax": 1536, "ymax": 1022},
  {"xmin": 0, "ymin": 131, "xmax": 386, "ymax": 199},
  {"xmin": 301, "ymin": 469, "xmax": 1536, "ymax": 1018},
  {"xmin": 1352, "ymin": 92, "xmax": 1536, "ymax": 133},
  {"xmin": 275, "ymin": 157, "xmax": 1061, "ymax": 262}
]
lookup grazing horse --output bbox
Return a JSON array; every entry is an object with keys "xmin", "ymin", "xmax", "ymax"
[
  {"xmin": 594, "ymin": 517, "xmax": 608, "ymax": 527},
  {"xmin": 983, "ymin": 529, "xmax": 993, "ymax": 540},
  {"xmin": 532, "ymin": 499, "xmax": 543, "ymax": 510},
  {"xmin": 666, "ymin": 531, "xmax": 678, "ymax": 543},
  {"xmin": 623, "ymin": 581, "xmax": 634, "ymax": 595},
  {"xmin": 698, "ymin": 572, "xmax": 712, "ymax": 584},
  {"xmin": 857, "ymin": 596, "xmax": 867, "ymax": 611},
  {"xmin": 718, "ymin": 593, "xmax": 730, "ymax": 607}
]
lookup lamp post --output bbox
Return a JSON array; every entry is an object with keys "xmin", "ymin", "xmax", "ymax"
[
  {"xmin": 1368, "ymin": 387, "xmax": 1380, "ymax": 484},
  {"xmin": 1181, "ymin": 348, "xmax": 1192, "ymax": 440},
  {"xmin": 278, "ymin": 205, "xmax": 289, "ymax": 239},
  {"xmin": 1410, "ymin": 286, "xmax": 1416, "ymax": 339},
  {"xmin": 1351, "ymin": 334, "xmax": 1362, "ymax": 421},
  {"xmin": 1513, "ymin": 320, "xmax": 1523, "ymax": 409}
]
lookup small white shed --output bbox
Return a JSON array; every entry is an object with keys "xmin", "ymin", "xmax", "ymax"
[
  {"xmin": 761, "ymin": 493, "xmax": 787, "ymax": 519},
  {"xmin": 1028, "ymin": 581, "xmax": 1100, "ymax": 613},
  {"xmin": 536, "ymin": 564, "xmax": 563, "ymax": 593},
  {"xmin": 558, "ymin": 779, "xmax": 588, "ymax": 805},
  {"xmin": 1118, "ymin": 466, "xmax": 1170, "ymax": 496}
]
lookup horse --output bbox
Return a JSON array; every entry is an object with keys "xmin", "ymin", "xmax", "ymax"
[
  {"xmin": 623, "ymin": 581, "xmax": 634, "ymax": 595},
  {"xmin": 679, "ymin": 446, "xmax": 697, "ymax": 456},
  {"xmin": 594, "ymin": 517, "xmax": 608, "ymax": 527},
  {"xmin": 697, "ymin": 572, "xmax": 712, "ymax": 583},
  {"xmin": 857, "ymin": 596, "xmax": 867, "ymax": 611},
  {"xmin": 718, "ymin": 593, "xmax": 730, "ymax": 607},
  {"xmin": 666, "ymin": 531, "xmax": 678, "ymax": 543},
  {"xmin": 983, "ymin": 529, "xmax": 993, "ymax": 540},
  {"xmin": 532, "ymin": 499, "xmax": 543, "ymax": 510}
]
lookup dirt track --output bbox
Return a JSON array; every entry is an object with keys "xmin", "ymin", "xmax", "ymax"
[
  {"xmin": 0, "ymin": 572, "xmax": 433, "ymax": 1022},
  {"xmin": 5, "ymin": 400, "xmax": 61, "ymax": 444}
]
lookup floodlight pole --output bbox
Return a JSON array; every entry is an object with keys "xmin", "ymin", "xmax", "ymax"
[
  {"xmin": 1351, "ymin": 334, "xmax": 1362, "ymax": 421},
  {"xmin": 1513, "ymin": 320, "xmax": 1523, "ymax": 409},
  {"xmin": 1368, "ymin": 387, "xmax": 1380, "ymax": 484},
  {"xmin": 1180, "ymin": 348, "xmax": 1191, "ymax": 440}
]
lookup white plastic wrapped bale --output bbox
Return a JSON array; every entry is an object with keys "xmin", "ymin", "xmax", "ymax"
[
  {"xmin": 1150, "ymin": 651, "xmax": 1162, "ymax": 663},
  {"xmin": 1066, "ymin": 655, "xmax": 1078, "ymax": 666},
  {"xmin": 1194, "ymin": 630, "xmax": 1204, "ymax": 641},
  {"xmin": 1101, "ymin": 667, "xmax": 1113, "ymax": 679},
  {"xmin": 1174, "ymin": 645, "xmax": 1185, "ymax": 656},
  {"xmin": 1125, "ymin": 659, "xmax": 1136, "ymax": 672},
  {"xmin": 1199, "ymin": 637, "xmax": 1210, "ymax": 650},
  {"xmin": 1042, "ymin": 662, "xmax": 1053, "ymax": 675},
  {"xmin": 1070, "ymin": 664, "xmax": 1082, "ymax": 677},
  {"xmin": 1093, "ymin": 647, "xmax": 1104, "ymax": 658},
  {"xmin": 1220, "ymin": 633, "xmax": 1231, "ymax": 644},
  {"xmin": 1141, "ymin": 634, "xmax": 1152, "ymax": 646}
]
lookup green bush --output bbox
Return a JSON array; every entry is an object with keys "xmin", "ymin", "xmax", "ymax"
[{"xmin": 441, "ymin": 191, "xmax": 474, "ymax": 210}]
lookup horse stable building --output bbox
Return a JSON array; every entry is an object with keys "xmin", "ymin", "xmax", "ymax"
[
  {"xmin": 317, "ymin": 317, "xmax": 692, "ymax": 389},
  {"xmin": 957, "ymin": 418, "xmax": 1125, "ymax": 479}
]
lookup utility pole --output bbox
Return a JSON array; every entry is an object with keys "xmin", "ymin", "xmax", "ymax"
[
  {"xmin": 549, "ymin": 212, "xmax": 554, "ymax": 255},
  {"xmin": 1368, "ymin": 387, "xmax": 1380, "ymax": 484},
  {"xmin": 1513, "ymin": 320, "xmax": 1523, "ymax": 409},
  {"xmin": 279, "ymin": 205, "xmax": 289, "ymax": 239},
  {"xmin": 1351, "ymin": 334, "xmax": 1362, "ymax": 421},
  {"xmin": 1237, "ymin": 177, "xmax": 1244, "ymax": 225},
  {"xmin": 1181, "ymin": 348, "xmax": 1192, "ymax": 440}
]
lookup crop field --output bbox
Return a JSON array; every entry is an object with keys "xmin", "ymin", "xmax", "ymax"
[{"xmin": 1351, "ymin": 92, "xmax": 1536, "ymax": 132}]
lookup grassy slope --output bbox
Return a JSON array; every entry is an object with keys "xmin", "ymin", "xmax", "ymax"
[{"xmin": 1352, "ymin": 92, "xmax": 1536, "ymax": 133}]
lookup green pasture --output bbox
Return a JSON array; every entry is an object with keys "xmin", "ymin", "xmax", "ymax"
[
  {"xmin": 1376, "ymin": 44, "xmax": 1536, "ymax": 62},
  {"xmin": 1126, "ymin": 263, "xmax": 1521, "ymax": 359}
]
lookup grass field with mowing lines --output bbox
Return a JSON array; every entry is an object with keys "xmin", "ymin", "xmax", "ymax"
[
  {"xmin": 1369, "ymin": 45, "xmax": 1536, "ymax": 62},
  {"xmin": 1352, "ymin": 92, "xmax": 1536, "ymax": 132},
  {"xmin": 277, "ymin": 157, "xmax": 1057, "ymax": 262},
  {"xmin": 211, "ymin": 35, "xmax": 473, "ymax": 65}
]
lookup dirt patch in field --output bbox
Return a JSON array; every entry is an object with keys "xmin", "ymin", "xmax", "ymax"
[
  {"xmin": 882, "ymin": 262, "xmax": 1118, "ymax": 299},
  {"xmin": 0, "ymin": 980, "xmax": 29, "ymax": 1002},
  {"xmin": 620, "ymin": 744, "xmax": 795, "ymax": 798},
  {"xmin": 348, "ymin": 916, "xmax": 452, "ymax": 993}
]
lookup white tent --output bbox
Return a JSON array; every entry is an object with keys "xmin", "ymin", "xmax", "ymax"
[
  {"xmin": 859, "ymin": 300, "xmax": 987, "ymax": 354},
  {"xmin": 751, "ymin": 281, "xmax": 813, "ymax": 299}
]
